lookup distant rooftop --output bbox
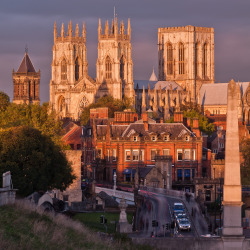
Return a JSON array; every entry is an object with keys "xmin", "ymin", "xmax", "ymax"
[{"xmin": 16, "ymin": 52, "xmax": 36, "ymax": 73}]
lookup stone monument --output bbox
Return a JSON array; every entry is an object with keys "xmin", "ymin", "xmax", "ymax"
[
  {"xmin": 117, "ymin": 197, "xmax": 132, "ymax": 233},
  {"xmin": 0, "ymin": 171, "xmax": 16, "ymax": 206},
  {"xmin": 222, "ymin": 80, "xmax": 244, "ymax": 249}
]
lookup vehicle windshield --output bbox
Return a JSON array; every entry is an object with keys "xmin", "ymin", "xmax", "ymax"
[
  {"xmin": 174, "ymin": 204, "xmax": 184, "ymax": 210},
  {"xmin": 180, "ymin": 219, "xmax": 189, "ymax": 223}
]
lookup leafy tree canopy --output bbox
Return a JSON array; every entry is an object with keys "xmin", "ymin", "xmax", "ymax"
[
  {"xmin": 0, "ymin": 126, "xmax": 75, "ymax": 196},
  {"xmin": 0, "ymin": 91, "xmax": 10, "ymax": 111},
  {"xmin": 0, "ymin": 100, "xmax": 63, "ymax": 146},
  {"xmin": 240, "ymin": 138, "xmax": 250, "ymax": 185},
  {"xmin": 80, "ymin": 95, "xmax": 134, "ymax": 125},
  {"xmin": 181, "ymin": 103, "xmax": 215, "ymax": 136}
]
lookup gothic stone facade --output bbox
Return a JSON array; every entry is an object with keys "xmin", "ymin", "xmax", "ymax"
[
  {"xmin": 50, "ymin": 19, "xmax": 134, "ymax": 120},
  {"xmin": 13, "ymin": 52, "xmax": 40, "ymax": 105},
  {"xmin": 158, "ymin": 25, "xmax": 214, "ymax": 101}
]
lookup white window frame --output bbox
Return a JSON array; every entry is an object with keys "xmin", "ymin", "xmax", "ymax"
[
  {"xmin": 184, "ymin": 149, "xmax": 191, "ymax": 161},
  {"xmin": 151, "ymin": 149, "xmax": 156, "ymax": 161},
  {"xmin": 97, "ymin": 148, "xmax": 102, "ymax": 159},
  {"xmin": 164, "ymin": 135, "xmax": 169, "ymax": 141},
  {"xmin": 125, "ymin": 150, "xmax": 131, "ymax": 161},
  {"xmin": 163, "ymin": 149, "xmax": 170, "ymax": 156},
  {"xmin": 132, "ymin": 150, "xmax": 139, "ymax": 161},
  {"xmin": 177, "ymin": 149, "xmax": 183, "ymax": 161},
  {"xmin": 112, "ymin": 149, "xmax": 116, "ymax": 161},
  {"xmin": 141, "ymin": 150, "xmax": 145, "ymax": 161},
  {"xmin": 152, "ymin": 136, "xmax": 157, "ymax": 141},
  {"xmin": 133, "ymin": 136, "xmax": 137, "ymax": 142},
  {"xmin": 193, "ymin": 150, "xmax": 196, "ymax": 160}
]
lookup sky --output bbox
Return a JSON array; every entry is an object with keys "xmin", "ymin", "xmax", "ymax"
[{"xmin": 1, "ymin": 0, "xmax": 250, "ymax": 103}]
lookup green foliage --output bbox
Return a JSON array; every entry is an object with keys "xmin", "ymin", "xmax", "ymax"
[
  {"xmin": 241, "ymin": 139, "xmax": 250, "ymax": 185},
  {"xmin": 74, "ymin": 212, "xmax": 133, "ymax": 234},
  {"xmin": 181, "ymin": 104, "xmax": 215, "ymax": 136},
  {"xmin": 0, "ymin": 101, "xmax": 63, "ymax": 146},
  {"xmin": 0, "ymin": 91, "xmax": 10, "ymax": 111},
  {"xmin": 80, "ymin": 95, "xmax": 134, "ymax": 125},
  {"xmin": 0, "ymin": 126, "xmax": 75, "ymax": 196},
  {"xmin": 165, "ymin": 116, "xmax": 174, "ymax": 123}
]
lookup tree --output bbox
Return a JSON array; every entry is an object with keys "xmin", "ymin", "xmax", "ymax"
[
  {"xmin": 0, "ymin": 101, "xmax": 63, "ymax": 146},
  {"xmin": 0, "ymin": 91, "xmax": 10, "ymax": 111},
  {"xmin": 0, "ymin": 126, "xmax": 75, "ymax": 196},
  {"xmin": 80, "ymin": 95, "xmax": 134, "ymax": 125},
  {"xmin": 240, "ymin": 138, "xmax": 250, "ymax": 185},
  {"xmin": 181, "ymin": 104, "xmax": 215, "ymax": 136}
]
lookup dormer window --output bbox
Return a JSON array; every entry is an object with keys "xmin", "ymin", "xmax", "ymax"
[
  {"xmin": 185, "ymin": 136, "xmax": 189, "ymax": 141},
  {"xmin": 133, "ymin": 136, "xmax": 137, "ymax": 142},
  {"xmin": 152, "ymin": 136, "xmax": 156, "ymax": 141},
  {"xmin": 164, "ymin": 135, "xmax": 169, "ymax": 141}
]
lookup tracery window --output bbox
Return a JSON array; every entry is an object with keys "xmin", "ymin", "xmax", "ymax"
[
  {"xmin": 120, "ymin": 56, "xmax": 125, "ymax": 80},
  {"xmin": 61, "ymin": 59, "xmax": 67, "ymax": 80},
  {"xmin": 203, "ymin": 43, "xmax": 208, "ymax": 78},
  {"xmin": 105, "ymin": 56, "xmax": 112, "ymax": 80},
  {"xmin": 179, "ymin": 43, "xmax": 185, "ymax": 75},
  {"xmin": 75, "ymin": 58, "xmax": 79, "ymax": 81},
  {"xmin": 195, "ymin": 43, "xmax": 199, "ymax": 77},
  {"xmin": 79, "ymin": 96, "xmax": 89, "ymax": 109},
  {"xmin": 167, "ymin": 43, "xmax": 173, "ymax": 75},
  {"xmin": 59, "ymin": 96, "xmax": 65, "ymax": 112}
]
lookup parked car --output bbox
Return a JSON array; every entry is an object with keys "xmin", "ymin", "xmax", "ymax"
[
  {"xmin": 177, "ymin": 218, "xmax": 191, "ymax": 231},
  {"xmin": 176, "ymin": 213, "xmax": 188, "ymax": 222}
]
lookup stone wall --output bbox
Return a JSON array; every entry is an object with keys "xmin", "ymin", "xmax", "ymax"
[{"xmin": 58, "ymin": 150, "xmax": 82, "ymax": 204}]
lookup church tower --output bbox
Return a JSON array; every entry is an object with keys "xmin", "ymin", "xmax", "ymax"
[
  {"xmin": 96, "ymin": 17, "xmax": 134, "ymax": 100},
  {"xmin": 50, "ymin": 21, "xmax": 95, "ymax": 120},
  {"xmin": 13, "ymin": 50, "xmax": 40, "ymax": 105},
  {"xmin": 158, "ymin": 26, "xmax": 214, "ymax": 102}
]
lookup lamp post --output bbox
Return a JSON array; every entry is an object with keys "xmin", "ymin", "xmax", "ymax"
[
  {"xmin": 214, "ymin": 167, "xmax": 216, "ymax": 233},
  {"xmin": 113, "ymin": 172, "xmax": 117, "ymax": 196}
]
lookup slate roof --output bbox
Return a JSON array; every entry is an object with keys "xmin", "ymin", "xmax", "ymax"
[
  {"xmin": 16, "ymin": 52, "xmax": 36, "ymax": 73},
  {"xmin": 134, "ymin": 80, "xmax": 182, "ymax": 91},
  {"xmin": 200, "ymin": 82, "xmax": 249, "ymax": 106},
  {"xmin": 97, "ymin": 191, "xmax": 118, "ymax": 207},
  {"xmin": 96, "ymin": 122, "xmax": 194, "ymax": 139},
  {"xmin": 138, "ymin": 166, "xmax": 153, "ymax": 178}
]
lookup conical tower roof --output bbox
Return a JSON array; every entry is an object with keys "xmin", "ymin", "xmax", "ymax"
[
  {"xmin": 149, "ymin": 67, "xmax": 157, "ymax": 81},
  {"xmin": 16, "ymin": 52, "xmax": 36, "ymax": 73}
]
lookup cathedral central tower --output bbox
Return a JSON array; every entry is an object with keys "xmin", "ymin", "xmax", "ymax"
[{"xmin": 96, "ymin": 17, "xmax": 134, "ymax": 100}]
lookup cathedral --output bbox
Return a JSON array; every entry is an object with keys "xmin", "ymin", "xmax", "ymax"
[{"xmin": 49, "ymin": 18, "xmax": 134, "ymax": 120}]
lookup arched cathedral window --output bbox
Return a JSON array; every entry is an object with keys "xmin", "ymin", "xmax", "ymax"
[
  {"xmin": 195, "ymin": 43, "xmax": 199, "ymax": 77},
  {"xmin": 61, "ymin": 59, "xmax": 67, "ymax": 81},
  {"xmin": 79, "ymin": 96, "xmax": 89, "ymax": 109},
  {"xmin": 167, "ymin": 43, "xmax": 173, "ymax": 75},
  {"xmin": 179, "ymin": 43, "xmax": 185, "ymax": 75},
  {"xmin": 59, "ymin": 96, "xmax": 65, "ymax": 112},
  {"xmin": 75, "ymin": 58, "xmax": 79, "ymax": 81},
  {"xmin": 203, "ymin": 43, "xmax": 208, "ymax": 78},
  {"xmin": 120, "ymin": 56, "xmax": 125, "ymax": 80},
  {"xmin": 105, "ymin": 56, "xmax": 112, "ymax": 80}
]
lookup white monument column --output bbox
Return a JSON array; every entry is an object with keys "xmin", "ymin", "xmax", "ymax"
[{"xmin": 222, "ymin": 80, "xmax": 244, "ymax": 249}]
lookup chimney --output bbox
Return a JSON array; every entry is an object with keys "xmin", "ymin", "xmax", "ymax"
[
  {"xmin": 187, "ymin": 117, "xmax": 191, "ymax": 128},
  {"xmin": 192, "ymin": 117, "xmax": 200, "ymax": 137},
  {"xmin": 174, "ymin": 111, "xmax": 183, "ymax": 123},
  {"xmin": 142, "ymin": 113, "xmax": 148, "ymax": 131}
]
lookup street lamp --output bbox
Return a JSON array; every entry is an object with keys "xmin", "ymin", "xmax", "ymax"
[{"xmin": 113, "ymin": 172, "xmax": 117, "ymax": 196}]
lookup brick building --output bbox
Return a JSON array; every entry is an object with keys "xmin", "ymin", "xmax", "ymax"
[{"xmin": 82, "ymin": 108, "xmax": 205, "ymax": 192}]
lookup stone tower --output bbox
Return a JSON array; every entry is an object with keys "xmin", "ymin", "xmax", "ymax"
[
  {"xmin": 158, "ymin": 26, "xmax": 214, "ymax": 101},
  {"xmin": 50, "ymin": 21, "xmax": 96, "ymax": 120},
  {"xmin": 13, "ymin": 50, "xmax": 40, "ymax": 105},
  {"xmin": 96, "ymin": 17, "xmax": 134, "ymax": 100},
  {"xmin": 222, "ymin": 80, "xmax": 243, "ymax": 240}
]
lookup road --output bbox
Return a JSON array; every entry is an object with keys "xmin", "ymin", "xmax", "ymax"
[{"xmin": 136, "ymin": 190, "xmax": 196, "ymax": 237}]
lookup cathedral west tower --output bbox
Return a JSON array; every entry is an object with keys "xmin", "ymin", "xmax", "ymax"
[
  {"xmin": 50, "ymin": 21, "xmax": 96, "ymax": 120},
  {"xmin": 96, "ymin": 18, "xmax": 134, "ymax": 100},
  {"xmin": 158, "ymin": 25, "xmax": 214, "ymax": 102}
]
